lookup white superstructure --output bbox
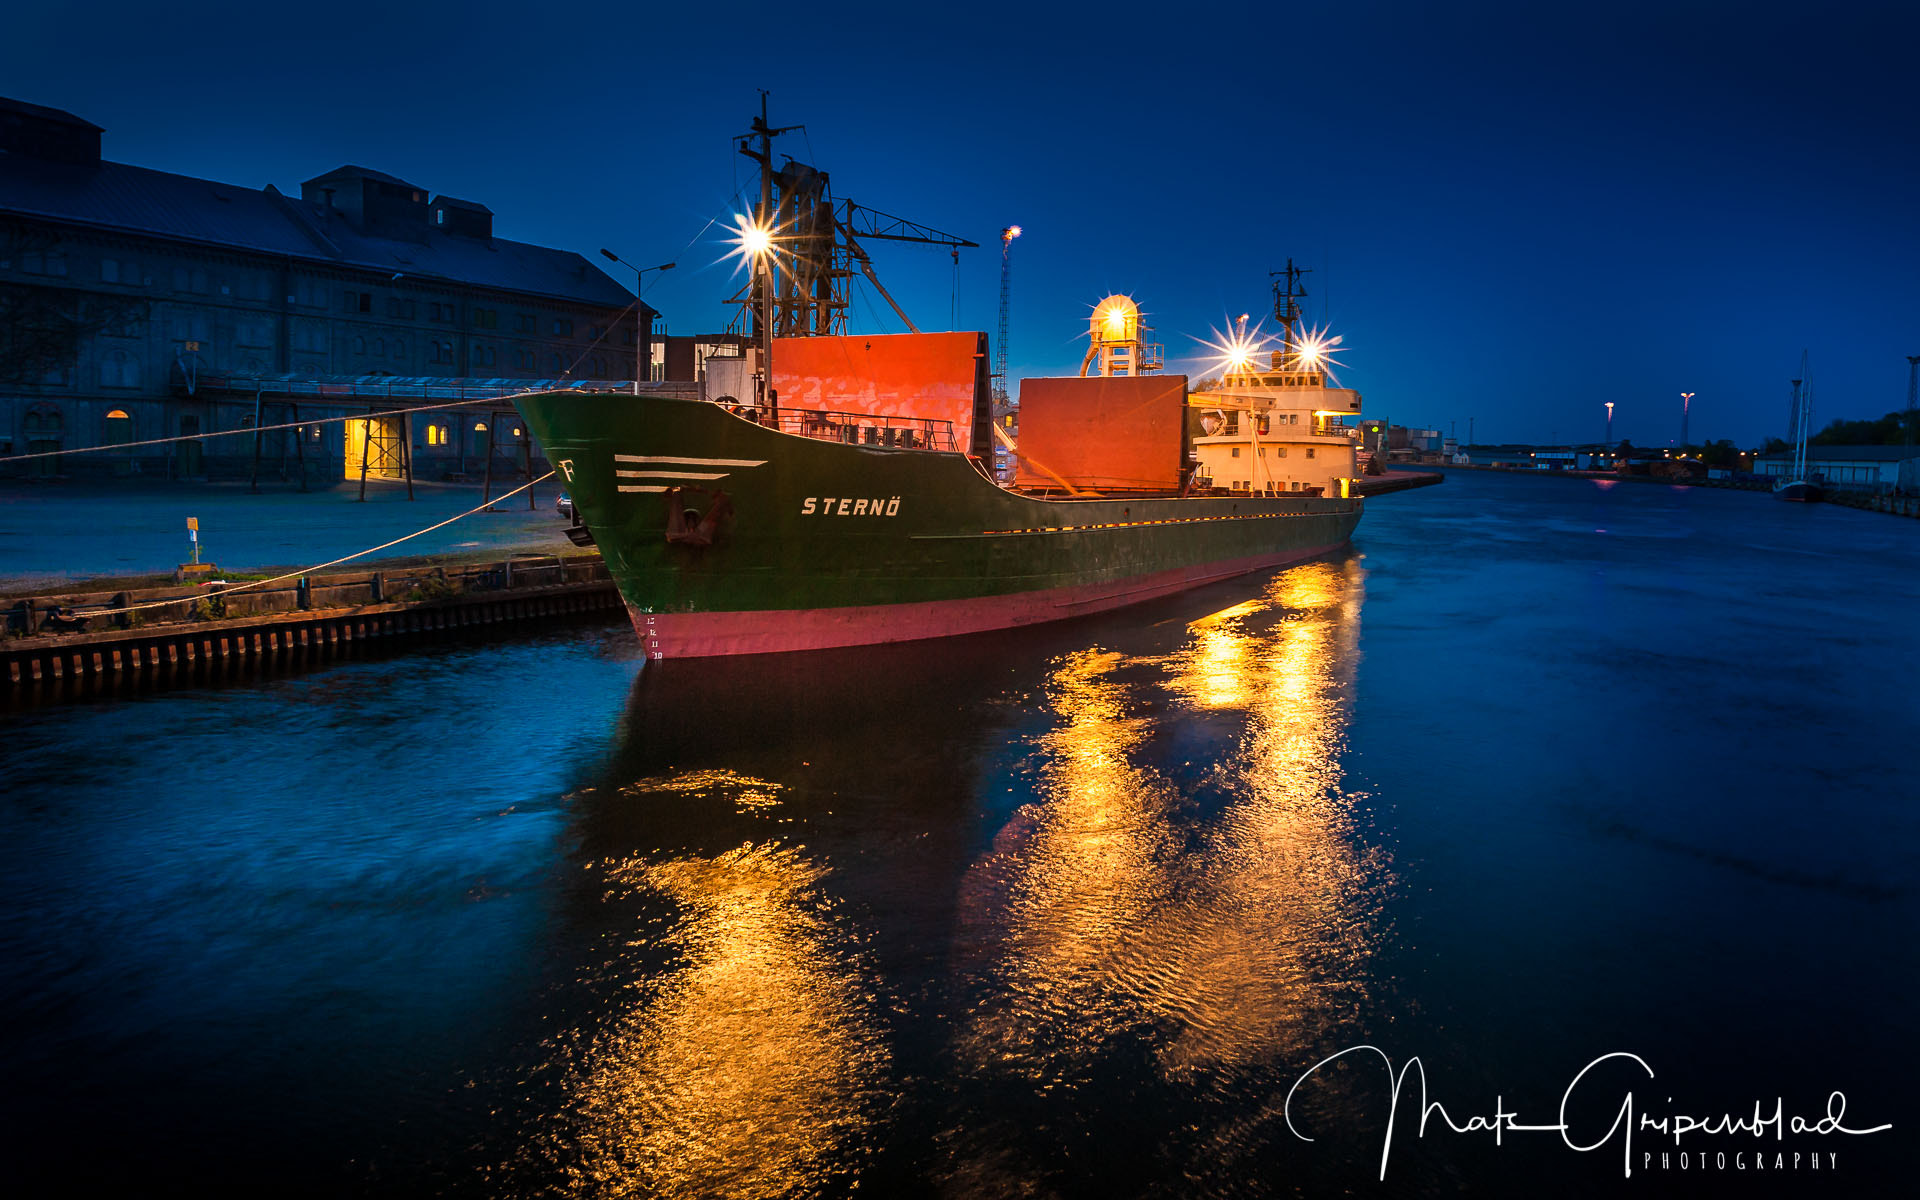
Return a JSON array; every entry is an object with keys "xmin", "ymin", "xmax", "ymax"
[{"xmin": 1189, "ymin": 351, "xmax": 1360, "ymax": 498}]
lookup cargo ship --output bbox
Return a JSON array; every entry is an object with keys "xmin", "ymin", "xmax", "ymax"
[{"xmin": 511, "ymin": 106, "xmax": 1365, "ymax": 660}]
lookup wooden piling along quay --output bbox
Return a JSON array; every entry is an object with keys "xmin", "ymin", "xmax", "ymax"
[
  {"xmin": 1820, "ymin": 489, "xmax": 1920, "ymax": 518},
  {"xmin": 3, "ymin": 554, "xmax": 623, "ymax": 691}
]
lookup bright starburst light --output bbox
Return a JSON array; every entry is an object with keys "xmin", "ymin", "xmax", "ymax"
[
  {"xmin": 1195, "ymin": 316, "xmax": 1277, "ymax": 381},
  {"xmin": 723, "ymin": 213, "xmax": 780, "ymax": 277},
  {"xmin": 1290, "ymin": 324, "xmax": 1347, "ymax": 379}
]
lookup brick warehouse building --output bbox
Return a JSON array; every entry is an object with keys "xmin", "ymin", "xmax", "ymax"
[{"xmin": 0, "ymin": 96, "xmax": 652, "ymax": 482}]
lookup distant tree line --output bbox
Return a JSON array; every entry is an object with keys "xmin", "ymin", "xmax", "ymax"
[
  {"xmin": 1758, "ymin": 410, "xmax": 1919, "ymax": 455},
  {"xmin": 1809, "ymin": 410, "xmax": 1920, "ymax": 446}
]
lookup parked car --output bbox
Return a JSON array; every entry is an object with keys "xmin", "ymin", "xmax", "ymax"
[{"xmin": 556, "ymin": 493, "xmax": 574, "ymax": 519}]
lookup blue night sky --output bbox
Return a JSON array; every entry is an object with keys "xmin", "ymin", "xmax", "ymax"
[{"xmin": 7, "ymin": 0, "xmax": 1916, "ymax": 447}]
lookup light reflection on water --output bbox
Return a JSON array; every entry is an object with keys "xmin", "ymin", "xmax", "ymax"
[
  {"xmin": 954, "ymin": 561, "xmax": 1386, "ymax": 1091},
  {"xmin": 6, "ymin": 472, "xmax": 1917, "ymax": 1197},
  {"xmin": 541, "ymin": 841, "xmax": 888, "ymax": 1198},
  {"xmin": 481, "ymin": 558, "xmax": 1396, "ymax": 1198}
]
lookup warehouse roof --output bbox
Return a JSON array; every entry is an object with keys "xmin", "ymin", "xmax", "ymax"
[{"xmin": 0, "ymin": 145, "xmax": 635, "ymax": 310}]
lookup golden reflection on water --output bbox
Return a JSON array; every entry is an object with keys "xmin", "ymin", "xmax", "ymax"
[
  {"xmin": 619, "ymin": 769, "xmax": 786, "ymax": 811},
  {"xmin": 956, "ymin": 559, "xmax": 1386, "ymax": 1087},
  {"xmin": 956, "ymin": 648, "xmax": 1186, "ymax": 1073},
  {"xmin": 549, "ymin": 840, "xmax": 886, "ymax": 1198}
]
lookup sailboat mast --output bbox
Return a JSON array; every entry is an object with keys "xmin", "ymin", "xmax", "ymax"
[
  {"xmin": 1789, "ymin": 377, "xmax": 1804, "ymax": 480},
  {"xmin": 1789, "ymin": 349, "xmax": 1804, "ymax": 480}
]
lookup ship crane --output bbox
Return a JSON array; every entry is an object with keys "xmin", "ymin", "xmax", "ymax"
[
  {"xmin": 730, "ymin": 98, "xmax": 977, "ymax": 341},
  {"xmin": 835, "ymin": 201, "xmax": 978, "ymax": 335}
]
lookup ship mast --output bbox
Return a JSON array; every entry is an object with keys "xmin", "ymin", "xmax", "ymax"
[
  {"xmin": 737, "ymin": 92, "xmax": 802, "ymax": 412},
  {"xmin": 1269, "ymin": 258, "xmax": 1312, "ymax": 370},
  {"xmin": 732, "ymin": 95, "xmax": 977, "ymax": 412}
]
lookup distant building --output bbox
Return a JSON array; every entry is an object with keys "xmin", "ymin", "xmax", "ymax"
[
  {"xmin": 1464, "ymin": 449, "xmax": 1535, "ymax": 468},
  {"xmin": 0, "ymin": 96, "xmax": 648, "ymax": 481},
  {"xmin": 1755, "ymin": 445, "xmax": 1918, "ymax": 492},
  {"xmin": 653, "ymin": 331, "xmax": 752, "ymax": 390}
]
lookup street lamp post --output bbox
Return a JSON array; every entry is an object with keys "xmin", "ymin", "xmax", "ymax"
[
  {"xmin": 600, "ymin": 250, "xmax": 675, "ymax": 393},
  {"xmin": 1680, "ymin": 392, "xmax": 1693, "ymax": 451},
  {"xmin": 1605, "ymin": 401, "xmax": 1615, "ymax": 448}
]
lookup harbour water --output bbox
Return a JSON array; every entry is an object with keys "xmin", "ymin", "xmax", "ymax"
[{"xmin": 2, "ymin": 470, "xmax": 1914, "ymax": 1196}]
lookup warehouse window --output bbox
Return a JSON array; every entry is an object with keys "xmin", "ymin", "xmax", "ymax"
[{"xmin": 100, "ymin": 350, "xmax": 140, "ymax": 388}]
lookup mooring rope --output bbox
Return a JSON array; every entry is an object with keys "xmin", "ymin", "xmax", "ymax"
[{"xmin": 75, "ymin": 470, "xmax": 558, "ymax": 617}]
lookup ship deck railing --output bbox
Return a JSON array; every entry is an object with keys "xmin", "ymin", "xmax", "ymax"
[{"xmin": 763, "ymin": 406, "xmax": 958, "ymax": 453}]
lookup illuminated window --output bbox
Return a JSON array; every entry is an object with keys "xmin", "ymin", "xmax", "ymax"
[
  {"xmin": 104, "ymin": 409, "xmax": 132, "ymax": 444},
  {"xmin": 425, "ymin": 425, "xmax": 442, "ymax": 446}
]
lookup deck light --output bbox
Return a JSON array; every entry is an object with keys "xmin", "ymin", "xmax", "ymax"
[{"xmin": 737, "ymin": 217, "xmax": 773, "ymax": 259}]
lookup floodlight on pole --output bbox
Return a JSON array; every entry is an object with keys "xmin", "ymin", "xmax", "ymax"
[{"xmin": 600, "ymin": 249, "xmax": 677, "ymax": 391}]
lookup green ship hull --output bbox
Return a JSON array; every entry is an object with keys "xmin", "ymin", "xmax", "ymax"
[{"xmin": 513, "ymin": 391, "xmax": 1363, "ymax": 659}]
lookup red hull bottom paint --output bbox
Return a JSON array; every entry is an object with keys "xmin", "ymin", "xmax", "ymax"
[{"xmin": 626, "ymin": 541, "xmax": 1348, "ymax": 659}]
